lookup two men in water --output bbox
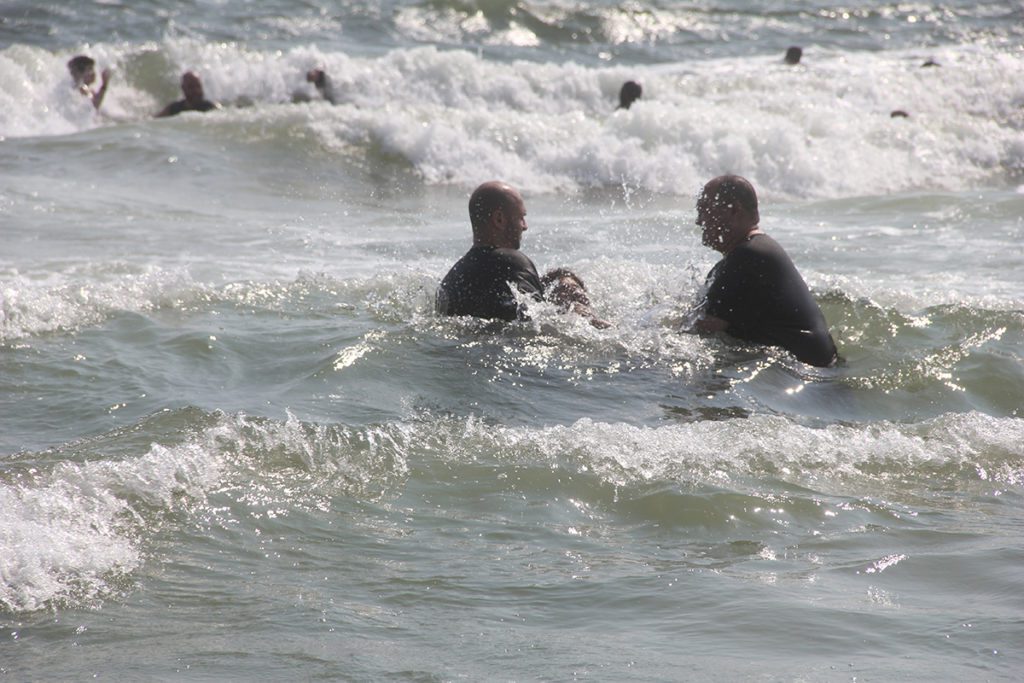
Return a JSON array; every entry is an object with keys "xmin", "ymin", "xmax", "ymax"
[{"xmin": 438, "ymin": 176, "xmax": 836, "ymax": 367}]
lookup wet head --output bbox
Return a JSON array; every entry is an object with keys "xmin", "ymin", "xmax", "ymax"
[
  {"xmin": 469, "ymin": 181, "xmax": 528, "ymax": 250},
  {"xmin": 181, "ymin": 71, "xmax": 204, "ymax": 103},
  {"xmin": 696, "ymin": 175, "xmax": 759, "ymax": 253}
]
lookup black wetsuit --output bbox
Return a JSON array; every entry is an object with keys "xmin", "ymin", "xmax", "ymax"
[
  {"xmin": 436, "ymin": 246, "xmax": 543, "ymax": 321},
  {"xmin": 158, "ymin": 99, "xmax": 218, "ymax": 117},
  {"xmin": 703, "ymin": 233, "xmax": 837, "ymax": 367}
]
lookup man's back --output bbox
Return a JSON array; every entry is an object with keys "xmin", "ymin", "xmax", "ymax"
[
  {"xmin": 437, "ymin": 245, "xmax": 542, "ymax": 321},
  {"xmin": 704, "ymin": 234, "xmax": 837, "ymax": 366}
]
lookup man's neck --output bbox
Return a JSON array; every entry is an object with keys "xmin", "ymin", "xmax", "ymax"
[{"xmin": 720, "ymin": 225, "xmax": 761, "ymax": 254}]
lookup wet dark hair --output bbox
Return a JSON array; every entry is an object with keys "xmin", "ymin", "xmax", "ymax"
[
  {"xmin": 541, "ymin": 268, "xmax": 586, "ymax": 291},
  {"xmin": 784, "ymin": 46, "xmax": 802, "ymax": 65},
  {"xmin": 67, "ymin": 55, "xmax": 95, "ymax": 74},
  {"xmin": 706, "ymin": 175, "xmax": 759, "ymax": 222},
  {"xmin": 618, "ymin": 80, "xmax": 642, "ymax": 109}
]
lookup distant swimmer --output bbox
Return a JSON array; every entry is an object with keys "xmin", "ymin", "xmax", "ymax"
[
  {"xmin": 618, "ymin": 80, "xmax": 642, "ymax": 110},
  {"xmin": 784, "ymin": 46, "xmax": 803, "ymax": 65},
  {"xmin": 691, "ymin": 175, "xmax": 838, "ymax": 367},
  {"xmin": 541, "ymin": 268, "xmax": 611, "ymax": 328},
  {"xmin": 67, "ymin": 55, "xmax": 111, "ymax": 110},
  {"xmin": 890, "ymin": 110, "xmax": 910, "ymax": 118},
  {"xmin": 921, "ymin": 59, "xmax": 940, "ymax": 68},
  {"xmin": 437, "ymin": 181, "xmax": 543, "ymax": 321},
  {"xmin": 156, "ymin": 71, "xmax": 220, "ymax": 118},
  {"xmin": 306, "ymin": 68, "xmax": 338, "ymax": 104}
]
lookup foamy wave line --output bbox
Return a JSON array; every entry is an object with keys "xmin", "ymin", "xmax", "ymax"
[
  {"xmin": 0, "ymin": 409, "xmax": 412, "ymax": 613},
  {"xmin": 0, "ymin": 266, "xmax": 199, "ymax": 342},
  {"xmin": 440, "ymin": 411, "xmax": 1024, "ymax": 492},
  {"xmin": 3, "ymin": 39, "xmax": 1022, "ymax": 198}
]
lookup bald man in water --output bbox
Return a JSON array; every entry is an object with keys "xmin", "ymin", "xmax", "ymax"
[
  {"xmin": 694, "ymin": 175, "xmax": 838, "ymax": 367},
  {"xmin": 436, "ymin": 181, "xmax": 543, "ymax": 321}
]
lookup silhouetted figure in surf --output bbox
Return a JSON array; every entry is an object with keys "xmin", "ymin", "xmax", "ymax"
[
  {"xmin": 618, "ymin": 80, "xmax": 642, "ymax": 110},
  {"xmin": 691, "ymin": 175, "xmax": 838, "ymax": 367},
  {"xmin": 890, "ymin": 110, "xmax": 910, "ymax": 118},
  {"xmin": 67, "ymin": 55, "xmax": 111, "ymax": 110},
  {"xmin": 305, "ymin": 68, "xmax": 338, "ymax": 104},
  {"xmin": 437, "ymin": 182, "xmax": 607, "ymax": 327},
  {"xmin": 921, "ymin": 59, "xmax": 940, "ymax": 68},
  {"xmin": 156, "ymin": 71, "xmax": 220, "ymax": 118},
  {"xmin": 784, "ymin": 46, "xmax": 803, "ymax": 65}
]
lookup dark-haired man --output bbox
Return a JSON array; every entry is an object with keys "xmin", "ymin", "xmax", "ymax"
[
  {"xmin": 436, "ymin": 181, "xmax": 543, "ymax": 321},
  {"xmin": 67, "ymin": 55, "xmax": 111, "ymax": 110},
  {"xmin": 694, "ymin": 174, "xmax": 837, "ymax": 367}
]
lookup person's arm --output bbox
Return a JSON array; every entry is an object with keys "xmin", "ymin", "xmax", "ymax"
[
  {"xmin": 693, "ymin": 314, "xmax": 729, "ymax": 333},
  {"xmin": 92, "ymin": 69, "xmax": 111, "ymax": 109}
]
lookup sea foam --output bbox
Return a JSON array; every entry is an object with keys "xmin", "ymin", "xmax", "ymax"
[{"xmin": 2, "ymin": 39, "xmax": 1021, "ymax": 201}]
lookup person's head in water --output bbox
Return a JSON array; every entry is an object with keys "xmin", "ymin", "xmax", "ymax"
[
  {"xmin": 696, "ymin": 174, "xmax": 760, "ymax": 254},
  {"xmin": 469, "ymin": 181, "xmax": 528, "ymax": 250},
  {"xmin": 618, "ymin": 80, "xmax": 642, "ymax": 109},
  {"xmin": 784, "ymin": 46, "xmax": 803, "ymax": 65},
  {"xmin": 541, "ymin": 268, "xmax": 589, "ymax": 308},
  {"xmin": 67, "ymin": 55, "xmax": 97, "ymax": 85},
  {"xmin": 307, "ymin": 68, "xmax": 327, "ymax": 90},
  {"xmin": 181, "ymin": 71, "xmax": 205, "ymax": 104},
  {"xmin": 541, "ymin": 267, "xmax": 612, "ymax": 328}
]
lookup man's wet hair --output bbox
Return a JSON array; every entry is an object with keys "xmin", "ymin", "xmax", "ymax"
[
  {"xmin": 707, "ymin": 175, "xmax": 759, "ymax": 222},
  {"xmin": 618, "ymin": 80, "xmax": 642, "ymax": 109},
  {"xmin": 784, "ymin": 46, "xmax": 802, "ymax": 65},
  {"xmin": 541, "ymin": 267, "xmax": 586, "ymax": 291},
  {"xmin": 468, "ymin": 182, "xmax": 516, "ymax": 231},
  {"xmin": 67, "ymin": 55, "xmax": 95, "ymax": 74}
]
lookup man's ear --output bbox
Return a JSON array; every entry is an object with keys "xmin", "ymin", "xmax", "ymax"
[{"xmin": 491, "ymin": 207, "xmax": 505, "ymax": 228}]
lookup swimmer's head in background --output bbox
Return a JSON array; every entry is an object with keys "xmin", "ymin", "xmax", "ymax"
[
  {"xmin": 67, "ymin": 55, "xmax": 96, "ymax": 84},
  {"xmin": 181, "ymin": 71, "xmax": 204, "ymax": 101},
  {"xmin": 784, "ymin": 46, "xmax": 803, "ymax": 65},
  {"xmin": 618, "ymin": 81, "xmax": 642, "ymax": 109},
  {"xmin": 307, "ymin": 68, "xmax": 327, "ymax": 89}
]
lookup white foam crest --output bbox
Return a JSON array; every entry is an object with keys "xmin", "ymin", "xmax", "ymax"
[
  {"xmin": 448, "ymin": 411, "xmax": 1024, "ymax": 492},
  {"xmin": 4, "ymin": 38, "xmax": 1021, "ymax": 198},
  {"xmin": 0, "ymin": 409, "xmax": 418, "ymax": 613},
  {"xmin": 306, "ymin": 44, "xmax": 1024, "ymax": 198},
  {"xmin": 0, "ymin": 265, "xmax": 198, "ymax": 341},
  {"xmin": 0, "ymin": 425, "xmax": 227, "ymax": 612}
]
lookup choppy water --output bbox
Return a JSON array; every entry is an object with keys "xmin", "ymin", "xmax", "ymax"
[{"xmin": 2, "ymin": 1, "xmax": 1023, "ymax": 680}]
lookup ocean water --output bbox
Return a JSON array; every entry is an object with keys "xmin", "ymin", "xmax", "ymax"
[{"xmin": 2, "ymin": 0, "xmax": 1023, "ymax": 679}]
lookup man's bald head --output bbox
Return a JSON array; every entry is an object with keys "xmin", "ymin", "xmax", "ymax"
[{"xmin": 469, "ymin": 181, "xmax": 528, "ymax": 249}]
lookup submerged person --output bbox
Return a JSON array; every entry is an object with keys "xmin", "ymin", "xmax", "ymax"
[
  {"xmin": 541, "ymin": 268, "xmax": 611, "ymax": 328},
  {"xmin": 156, "ymin": 71, "xmax": 220, "ymax": 118},
  {"xmin": 437, "ymin": 181, "xmax": 543, "ymax": 321},
  {"xmin": 67, "ymin": 55, "xmax": 111, "ymax": 110},
  {"xmin": 306, "ymin": 68, "xmax": 338, "ymax": 104},
  {"xmin": 692, "ymin": 174, "xmax": 838, "ymax": 367},
  {"xmin": 784, "ymin": 46, "xmax": 803, "ymax": 65},
  {"xmin": 618, "ymin": 80, "xmax": 642, "ymax": 110}
]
